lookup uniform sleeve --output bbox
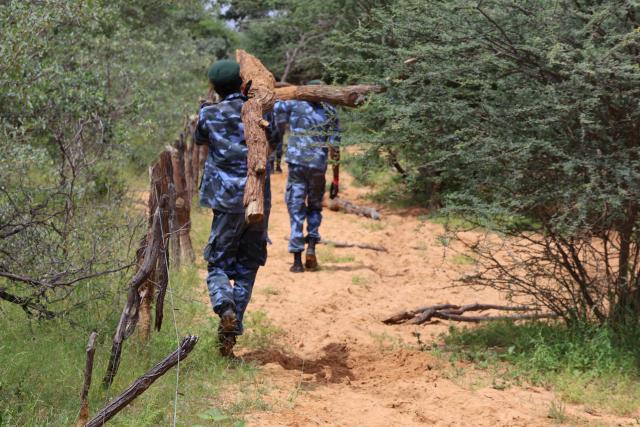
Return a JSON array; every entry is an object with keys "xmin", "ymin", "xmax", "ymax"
[
  {"xmin": 264, "ymin": 111, "xmax": 281, "ymax": 151},
  {"xmin": 194, "ymin": 107, "xmax": 210, "ymax": 146},
  {"xmin": 326, "ymin": 104, "xmax": 341, "ymax": 147}
]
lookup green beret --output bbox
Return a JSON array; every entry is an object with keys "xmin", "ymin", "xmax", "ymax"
[
  {"xmin": 207, "ymin": 60, "xmax": 242, "ymax": 88},
  {"xmin": 308, "ymin": 79, "xmax": 324, "ymax": 85}
]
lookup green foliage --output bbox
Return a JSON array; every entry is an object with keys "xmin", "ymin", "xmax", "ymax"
[
  {"xmin": 441, "ymin": 321, "xmax": 640, "ymax": 414},
  {"xmin": 325, "ymin": 0, "xmax": 640, "ymax": 325},
  {"xmin": 0, "ymin": 0, "xmax": 237, "ymax": 315}
]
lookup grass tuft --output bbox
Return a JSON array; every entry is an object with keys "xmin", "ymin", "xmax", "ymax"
[{"xmin": 438, "ymin": 321, "xmax": 640, "ymax": 415}]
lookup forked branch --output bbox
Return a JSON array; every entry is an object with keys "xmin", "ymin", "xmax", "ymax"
[{"xmin": 87, "ymin": 335, "xmax": 198, "ymax": 427}]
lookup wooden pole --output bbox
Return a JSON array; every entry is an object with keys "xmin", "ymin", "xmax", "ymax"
[
  {"xmin": 88, "ymin": 336, "xmax": 199, "ymax": 427},
  {"xmin": 76, "ymin": 331, "xmax": 98, "ymax": 427},
  {"xmin": 165, "ymin": 148, "xmax": 180, "ymax": 269},
  {"xmin": 170, "ymin": 140, "xmax": 194, "ymax": 264},
  {"xmin": 103, "ymin": 193, "xmax": 166, "ymax": 387}
]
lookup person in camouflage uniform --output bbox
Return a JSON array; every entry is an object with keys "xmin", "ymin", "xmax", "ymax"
[
  {"xmin": 268, "ymin": 127, "xmax": 284, "ymax": 174},
  {"xmin": 274, "ymin": 81, "xmax": 341, "ymax": 272},
  {"xmin": 195, "ymin": 59, "xmax": 279, "ymax": 358}
]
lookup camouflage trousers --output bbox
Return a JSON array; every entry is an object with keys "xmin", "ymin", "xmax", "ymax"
[
  {"xmin": 204, "ymin": 210, "xmax": 268, "ymax": 335},
  {"xmin": 285, "ymin": 163, "xmax": 326, "ymax": 253}
]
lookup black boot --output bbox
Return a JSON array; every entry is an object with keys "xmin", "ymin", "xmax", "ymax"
[
  {"xmin": 275, "ymin": 159, "xmax": 283, "ymax": 173},
  {"xmin": 290, "ymin": 252, "xmax": 304, "ymax": 273},
  {"xmin": 305, "ymin": 240, "xmax": 318, "ymax": 271}
]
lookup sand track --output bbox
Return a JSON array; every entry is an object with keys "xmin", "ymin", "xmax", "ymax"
[{"xmin": 200, "ymin": 168, "xmax": 635, "ymax": 426}]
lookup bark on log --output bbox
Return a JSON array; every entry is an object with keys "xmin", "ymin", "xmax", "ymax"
[
  {"xmin": 275, "ymin": 84, "xmax": 383, "ymax": 108},
  {"xmin": 76, "ymin": 331, "xmax": 98, "ymax": 427},
  {"xmin": 325, "ymin": 197, "xmax": 382, "ymax": 220},
  {"xmin": 383, "ymin": 303, "xmax": 559, "ymax": 325},
  {"xmin": 88, "ymin": 335, "xmax": 199, "ymax": 427},
  {"xmin": 236, "ymin": 49, "xmax": 277, "ymax": 224}
]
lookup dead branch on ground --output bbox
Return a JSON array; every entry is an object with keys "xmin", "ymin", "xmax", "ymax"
[
  {"xmin": 383, "ymin": 303, "xmax": 558, "ymax": 325},
  {"xmin": 325, "ymin": 197, "xmax": 381, "ymax": 220},
  {"xmin": 283, "ymin": 237, "xmax": 387, "ymax": 252}
]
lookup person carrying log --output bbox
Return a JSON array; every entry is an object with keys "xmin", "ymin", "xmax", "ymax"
[
  {"xmin": 274, "ymin": 80, "xmax": 341, "ymax": 273},
  {"xmin": 194, "ymin": 59, "xmax": 280, "ymax": 358}
]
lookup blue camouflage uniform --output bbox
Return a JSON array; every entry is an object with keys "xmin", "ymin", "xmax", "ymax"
[
  {"xmin": 274, "ymin": 100, "xmax": 341, "ymax": 253},
  {"xmin": 195, "ymin": 92, "xmax": 279, "ymax": 335}
]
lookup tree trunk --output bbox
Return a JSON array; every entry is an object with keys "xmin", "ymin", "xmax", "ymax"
[
  {"xmin": 274, "ymin": 84, "xmax": 383, "ymax": 108},
  {"xmin": 236, "ymin": 49, "xmax": 277, "ymax": 224}
]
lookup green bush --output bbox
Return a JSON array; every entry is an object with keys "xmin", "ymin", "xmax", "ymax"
[{"xmin": 442, "ymin": 321, "xmax": 640, "ymax": 414}]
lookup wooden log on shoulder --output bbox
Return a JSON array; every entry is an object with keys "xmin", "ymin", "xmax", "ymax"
[
  {"xmin": 76, "ymin": 331, "xmax": 98, "ymax": 427},
  {"xmin": 275, "ymin": 84, "xmax": 383, "ymax": 108},
  {"xmin": 235, "ymin": 49, "xmax": 383, "ymax": 223},
  {"xmin": 88, "ymin": 335, "xmax": 199, "ymax": 427},
  {"xmin": 236, "ymin": 49, "xmax": 277, "ymax": 224}
]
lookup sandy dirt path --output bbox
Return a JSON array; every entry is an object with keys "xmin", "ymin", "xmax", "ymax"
[{"xmin": 201, "ymin": 167, "xmax": 634, "ymax": 427}]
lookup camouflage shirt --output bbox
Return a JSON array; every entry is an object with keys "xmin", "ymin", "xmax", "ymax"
[
  {"xmin": 195, "ymin": 92, "xmax": 279, "ymax": 213},
  {"xmin": 274, "ymin": 100, "xmax": 341, "ymax": 170}
]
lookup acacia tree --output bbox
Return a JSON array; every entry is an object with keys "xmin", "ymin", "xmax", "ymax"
[{"xmin": 327, "ymin": 0, "xmax": 640, "ymax": 325}]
